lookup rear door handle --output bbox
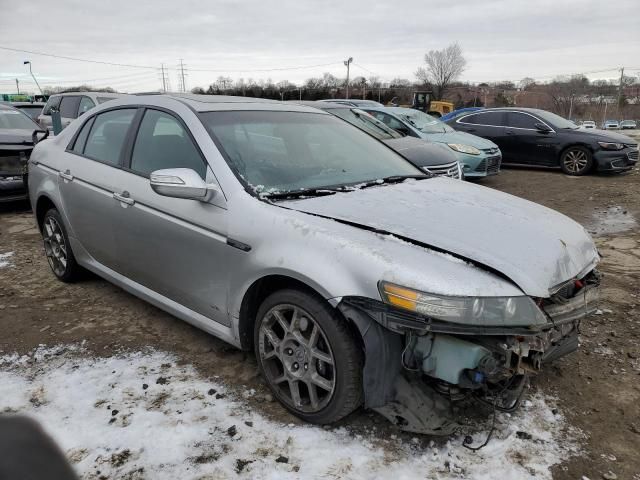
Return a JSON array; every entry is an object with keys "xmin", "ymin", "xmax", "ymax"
[
  {"xmin": 58, "ymin": 170, "xmax": 73, "ymax": 181},
  {"xmin": 113, "ymin": 191, "xmax": 135, "ymax": 206}
]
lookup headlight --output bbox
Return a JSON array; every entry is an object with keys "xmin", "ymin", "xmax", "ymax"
[
  {"xmin": 379, "ymin": 282, "xmax": 548, "ymax": 326},
  {"xmin": 598, "ymin": 141, "xmax": 624, "ymax": 150},
  {"xmin": 447, "ymin": 143, "xmax": 481, "ymax": 155}
]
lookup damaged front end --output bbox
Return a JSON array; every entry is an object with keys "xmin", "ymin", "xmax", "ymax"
[{"xmin": 338, "ymin": 270, "xmax": 600, "ymax": 435}]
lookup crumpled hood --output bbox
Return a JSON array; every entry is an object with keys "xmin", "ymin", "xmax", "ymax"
[
  {"xmin": 285, "ymin": 178, "xmax": 599, "ymax": 297},
  {"xmin": 424, "ymin": 130, "xmax": 497, "ymax": 149}
]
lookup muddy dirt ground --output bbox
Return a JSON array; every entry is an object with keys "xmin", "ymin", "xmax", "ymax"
[{"xmin": 1, "ymin": 167, "xmax": 639, "ymax": 479}]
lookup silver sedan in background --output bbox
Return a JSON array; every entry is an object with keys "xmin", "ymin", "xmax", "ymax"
[{"xmin": 28, "ymin": 94, "xmax": 600, "ymax": 434}]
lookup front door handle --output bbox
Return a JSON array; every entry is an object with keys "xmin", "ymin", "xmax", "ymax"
[
  {"xmin": 113, "ymin": 191, "xmax": 135, "ymax": 206},
  {"xmin": 58, "ymin": 170, "xmax": 73, "ymax": 181}
]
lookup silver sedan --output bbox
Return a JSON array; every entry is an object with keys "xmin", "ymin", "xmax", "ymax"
[{"xmin": 28, "ymin": 94, "xmax": 600, "ymax": 434}]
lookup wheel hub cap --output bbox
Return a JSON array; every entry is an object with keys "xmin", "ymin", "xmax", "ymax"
[
  {"xmin": 42, "ymin": 217, "xmax": 68, "ymax": 277},
  {"xmin": 258, "ymin": 304, "xmax": 336, "ymax": 412}
]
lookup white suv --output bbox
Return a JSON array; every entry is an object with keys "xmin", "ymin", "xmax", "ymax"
[{"xmin": 38, "ymin": 92, "xmax": 125, "ymax": 133}]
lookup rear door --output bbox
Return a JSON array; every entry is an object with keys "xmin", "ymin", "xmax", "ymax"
[
  {"xmin": 504, "ymin": 111, "xmax": 557, "ymax": 165},
  {"xmin": 57, "ymin": 108, "xmax": 138, "ymax": 268},
  {"xmin": 58, "ymin": 96, "xmax": 81, "ymax": 129},
  {"xmin": 454, "ymin": 111, "xmax": 508, "ymax": 148},
  {"xmin": 109, "ymin": 107, "xmax": 230, "ymax": 324}
]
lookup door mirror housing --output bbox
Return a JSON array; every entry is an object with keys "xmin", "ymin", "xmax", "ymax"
[
  {"xmin": 150, "ymin": 168, "xmax": 218, "ymax": 201},
  {"xmin": 32, "ymin": 129, "xmax": 49, "ymax": 145},
  {"xmin": 534, "ymin": 122, "xmax": 552, "ymax": 132}
]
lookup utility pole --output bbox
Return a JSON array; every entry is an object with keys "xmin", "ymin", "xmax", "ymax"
[
  {"xmin": 179, "ymin": 59, "xmax": 187, "ymax": 93},
  {"xmin": 616, "ymin": 66, "xmax": 624, "ymax": 120},
  {"xmin": 15, "ymin": 79, "xmax": 19, "ymax": 94},
  {"xmin": 23, "ymin": 61, "xmax": 43, "ymax": 95},
  {"xmin": 568, "ymin": 94, "xmax": 574, "ymax": 119},
  {"xmin": 160, "ymin": 64, "xmax": 168, "ymax": 92},
  {"xmin": 344, "ymin": 57, "xmax": 353, "ymax": 99}
]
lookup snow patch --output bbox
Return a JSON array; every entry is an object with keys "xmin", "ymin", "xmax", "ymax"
[
  {"xmin": 0, "ymin": 251, "xmax": 14, "ymax": 268},
  {"xmin": 0, "ymin": 346, "xmax": 580, "ymax": 479}
]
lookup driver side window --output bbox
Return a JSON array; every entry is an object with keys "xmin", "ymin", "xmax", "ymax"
[
  {"xmin": 130, "ymin": 109, "xmax": 207, "ymax": 179},
  {"xmin": 368, "ymin": 111, "xmax": 407, "ymax": 132}
]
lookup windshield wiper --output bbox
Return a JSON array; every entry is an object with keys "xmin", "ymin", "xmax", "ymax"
[
  {"xmin": 359, "ymin": 174, "xmax": 431, "ymax": 189},
  {"xmin": 261, "ymin": 188, "xmax": 339, "ymax": 200}
]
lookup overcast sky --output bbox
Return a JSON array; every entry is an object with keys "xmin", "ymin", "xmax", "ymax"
[{"xmin": 1, "ymin": 0, "xmax": 639, "ymax": 94}]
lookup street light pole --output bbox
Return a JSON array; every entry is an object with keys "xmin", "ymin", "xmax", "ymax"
[
  {"xmin": 23, "ymin": 61, "xmax": 43, "ymax": 96},
  {"xmin": 15, "ymin": 79, "xmax": 19, "ymax": 94},
  {"xmin": 344, "ymin": 57, "xmax": 353, "ymax": 99}
]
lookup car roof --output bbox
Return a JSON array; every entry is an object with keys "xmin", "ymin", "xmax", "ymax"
[
  {"xmin": 287, "ymin": 100, "xmax": 351, "ymax": 110},
  {"xmin": 126, "ymin": 93, "xmax": 330, "ymax": 114},
  {"xmin": 93, "ymin": 93, "xmax": 330, "ymax": 114},
  {"xmin": 49, "ymin": 92, "xmax": 124, "ymax": 98}
]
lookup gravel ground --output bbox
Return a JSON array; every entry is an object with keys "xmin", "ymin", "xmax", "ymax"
[{"xmin": 1, "ymin": 166, "xmax": 639, "ymax": 479}]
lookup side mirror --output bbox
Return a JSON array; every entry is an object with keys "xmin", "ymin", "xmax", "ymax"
[
  {"xmin": 534, "ymin": 122, "xmax": 552, "ymax": 132},
  {"xmin": 32, "ymin": 129, "xmax": 49, "ymax": 145},
  {"xmin": 150, "ymin": 168, "xmax": 217, "ymax": 201}
]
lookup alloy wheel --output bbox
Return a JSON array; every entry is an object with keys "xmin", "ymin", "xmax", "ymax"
[
  {"xmin": 43, "ymin": 216, "xmax": 68, "ymax": 277},
  {"xmin": 563, "ymin": 149, "xmax": 589, "ymax": 173},
  {"xmin": 258, "ymin": 304, "xmax": 336, "ymax": 413}
]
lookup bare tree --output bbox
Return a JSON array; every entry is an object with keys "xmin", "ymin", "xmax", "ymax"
[
  {"xmin": 415, "ymin": 43, "xmax": 466, "ymax": 100},
  {"xmin": 519, "ymin": 77, "xmax": 536, "ymax": 90}
]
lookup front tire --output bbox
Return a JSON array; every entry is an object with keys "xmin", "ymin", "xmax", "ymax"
[
  {"xmin": 254, "ymin": 289, "xmax": 363, "ymax": 424},
  {"xmin": 560, "ymin": 146, "xmax": 593, "ymax": 175},
  {"xmin": 41, "ymin": 209, "xmax": 82, "ymax": 282}
]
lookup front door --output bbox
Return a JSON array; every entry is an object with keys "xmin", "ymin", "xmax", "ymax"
[{"xmin": 110, "ymin": 108, "xmax": 231, "ymax": 325}]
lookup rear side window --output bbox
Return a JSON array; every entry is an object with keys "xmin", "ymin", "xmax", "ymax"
[
  {"xmin": 42, "ymin": 96, "xmax": 61, "ymax": 115},
  {"xmin": 459, "ymin": 111, "xmax": 505, "ymax": 126},
  {"xmin": 505, "ymin": 112, "xmax": 538, "ymax": 129},
  {"xmin": 59, "ymin": 96, "xmax": 81, "ymax": 119},
  {"xmin": 71, "ymin": 117, "xmax": 95, "ymax": 154},
  {"xmin": 78, "ymin": 96, "xmax": 96, "ymax": 115},
  {"xmin": 84, "ymin": 109, "xmax": 136, "ymax": 165},
  {"xmin": 130, "ymin": 109, "xmax": 206, "ymax": 178}
]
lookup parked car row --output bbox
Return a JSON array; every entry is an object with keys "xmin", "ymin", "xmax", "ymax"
[
  {"xmin": 28, "ymin": 93, "xmax": 601, "ymax": 434},
  {"xmin": 0, "ymin": 104, "xmax": 47, "ymax": 202},
  {"xmin": 444, "ymin": 108, "xmax": 638, "ymax": 175}
]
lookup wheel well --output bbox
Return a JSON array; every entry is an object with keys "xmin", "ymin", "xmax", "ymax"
[
  {"xmin": 237, "ymin": 275, "xmax": 363, "ymax": 354},
  {"xmin": 559, "ymin": 143, "xmax": 595, "ymax": 170},
  {"xmin": 35, "ymin": 196, "xmax": 56, "ymax": 231},
  {"xmin": 560, "ymin": 143, "xmax": 594, "ymax": 158}
]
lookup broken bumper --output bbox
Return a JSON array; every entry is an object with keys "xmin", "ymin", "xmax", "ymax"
[{"xmin": 338, "ymin": 281, "xmax": 599, "ymax": 435}]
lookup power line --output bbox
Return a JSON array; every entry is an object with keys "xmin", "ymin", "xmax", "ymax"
[
  {"xmin": 0, "ymin": 45, "xmax": 158, "ymax": 69},
  {"xmin": 184, "ymin": 61, "xmax": 341, "ymax": 73},
  {"xmin": 0, "ymin": 46, "xmax": 342, "ymax": 74}
]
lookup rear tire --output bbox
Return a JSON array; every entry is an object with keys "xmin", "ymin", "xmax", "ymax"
[
  {"xmin": 41, "ymin": 209, "xmax": 82, "ymax": 282},
  {"xmin": 254, "ymin": 289, "xmax": 363, "ymax": 424},
  {"xmin": 560, "ymin": 146, "xmax": 593, "ymax": 175}
]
